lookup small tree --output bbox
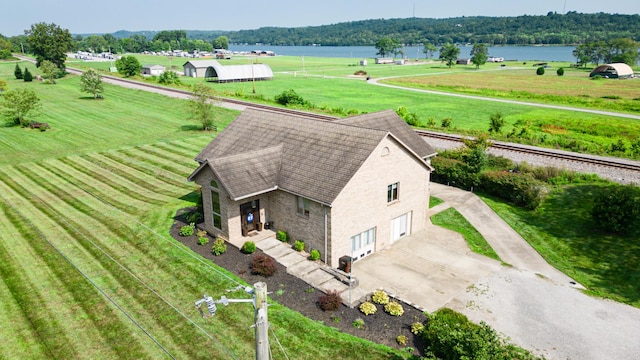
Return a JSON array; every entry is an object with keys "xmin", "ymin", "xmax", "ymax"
[
  {"xmin": 39, "ymin": 60, "xmax": 59, "ymax": 84},
  {"xmin": 462, "ymin": 133, "xmax": 492, "ymax": 174},
  {"xmin": 488, "ymin": 112, "xmax": 506, "ymax": 134},
  {"xmin": 536, "ymin": 66, "xmax": 545, "ymax": 75},
  {"xmin": 374, "ymin": 37, "xmax": 401, "ymax": 58},
  {"xmin": 0, "ymin": 88, "xmax": 42, "ymax": 126},
  {"xmin": 439, "ymin": 43, "xmax": 460, "ymax": 68},
  {"xmin": 212, "ymin": 36, "xmax": 229, "ymax": 50},
  {"xmin": 556, "ymin": 67, "xmax": 565, "ymax": 76},
  {"xmin": 23, "ymin": 68, "xmax": 33, "ymax": 82},
  {"xmin": 423, "ymin": 43, "xmax": 438, "ymax": 59},
  {"xmin": 80, "ymin": 68, "xmax": 104, "ymax": 99},
  {"xmin": 158, "ymin": 71, "xmax": 181, "ymax": 85},
  {"xmin": 14, "ymin": 63, "xmax": 23, "ymax": 79},
  {"xmin": 115, "ymin": 55, "xmax": 141, "ymax": 77},
  {"xmin": 470, "ymin": 43, "xmax": 488, "ymax": 70},
  {"xmin": 189, "ymin": 83, "xmax": 215, "ymax": 130}
]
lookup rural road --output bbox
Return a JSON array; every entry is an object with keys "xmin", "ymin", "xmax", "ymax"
[{"xmin": 367, "ymin": 76, "xmax": 640, "ymax": 120}]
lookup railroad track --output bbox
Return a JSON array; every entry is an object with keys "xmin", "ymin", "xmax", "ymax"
[
  {"xmin": 60, "ymin": 63, "xmax": 640, "ymax": 174},
  {"xmin": 417, "ymin": 130, "xmax": 640, "ymax": 173}
]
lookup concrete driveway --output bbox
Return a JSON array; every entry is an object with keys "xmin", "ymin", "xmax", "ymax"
[{"xmin": 352, "ymin": 182, "xmax": 640, "ymax": 360}]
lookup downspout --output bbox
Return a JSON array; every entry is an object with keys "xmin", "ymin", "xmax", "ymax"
[{"xmin": 324, "ymin": 205, "xmax": 328, "ymax": 264}]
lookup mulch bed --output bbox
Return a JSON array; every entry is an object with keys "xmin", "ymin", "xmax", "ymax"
[{"xmin": 171, "ymin": 209, "xmax": 426, "ymax": 356}]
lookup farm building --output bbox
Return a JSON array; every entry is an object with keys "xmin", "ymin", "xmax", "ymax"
[
  {"xmin": 590, "ymin": 63, "xmax": 635, "ymax": 79},
  {"xmin": 183, "ymin": 60, "xmax": 273, "ymax": 82},
  {"xmin": 141, "ymin": 64, "xmax": 166, "ymax": 76},
  {"xmin": 188, "ymin": 108, "xmax": 437, "ymax": 268}
]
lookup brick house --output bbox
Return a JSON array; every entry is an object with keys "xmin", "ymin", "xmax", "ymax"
[{"xmin": 187, "ymin": 108, "xmax": 436, "ymax": 268}]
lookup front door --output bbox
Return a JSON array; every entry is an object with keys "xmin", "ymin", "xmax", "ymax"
[
  {"xmin": 391, "ymin": 212, "xmax": 411, "ymax": 242},
  {"xmin": 240, "ymin": 200, "xmax": 260, "ymax": 235}
]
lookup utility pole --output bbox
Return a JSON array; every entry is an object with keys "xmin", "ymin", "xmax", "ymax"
[{"xmin": 195, "ymin": 282, "xmax": 269, "ymax": 360}]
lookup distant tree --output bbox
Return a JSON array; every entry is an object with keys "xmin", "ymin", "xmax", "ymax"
[
  {"xmin": 556, "ymin": 67, "xmax": 564, "ymax": 76},
  {"xmin": 439, "ymin": 43, "xmax": 460, "ymax": 68},
  {"xmin": 39, "ymin": 60, "xmax": 59, "ymax": 84},
  {"xmin": 25, "ymin": 22, "xmax": 73, "ymax": 69},
  {"xmin": 470, "ymin": 43, "xmax": 488, "ymax": 70},
  {"xmin": 115, "ymin": 55, "xmax": 141, "ymax": 77},
  {"xmin": 607, "ymin": 38, "xmax": 639, "ymax": 66},
  {"xmin": 0, "ymin": 37, "xmax": 11, "ymax": 59},
  {"xmin": 423, "ymin": 43, "xmax": 438, "ymax": 59},
  {"xmin": 488, "ymin": 112, "xmax": 506, "ymax": 134},
  {"xmin": 536, "ymin": 66, "xmax": 545, "ymax": 75},
  {"xmin": 80, "ymin": 68, "xmax": 104, "ymax": 99},
  {"xmin": 375, "ymin": 37, "xmax": 401, "ymax": 58},
  {"xmin": 14, "ymin": 63, "xmax": 23, "ymax": 79},
  {"xmin": 212, "ymin": 36, "xmax": 229, "ymax": 50},
  {"xmin": 153, "ymin": 30, "xmax": 187, "ymax": 43},
  {"xmin": 158, "ymin": 70, "xmax": 181, "ymax": 85},
  {"xmin": 0, "ymin": 88, "xmax": 42, "ymax": 126},
  {"xmin": 23, "ymin": 67, "xmax": 33, "ymax": 82},
  {"xmin": 189, "ymin": 83, "xmax": 215, "ymax": 131}
]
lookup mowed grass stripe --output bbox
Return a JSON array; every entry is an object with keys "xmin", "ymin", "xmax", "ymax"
[
  {"xmin": 45, "ymin": 159, "xmax": 146, "ymax": 214},
  {"xmin": 63, "ymin": 154, "xmax": 181, "ymax": 201},
  {"xmin": 154, "ymin": 138, "xmax": 211, "ymax": 156},
  {"xmin": 0, "ymin": 168, "xmax": 216, "ymax": 358},
  {"xmin": 117, "ymin": 147, "xmax": 194, "ymax": 180},
  {"xmin": 87, "ymin": 152, "xmax": 188, "ymax": 192},
  {"xmin": 0, "ymin": 196, "xmax": 140, "ymax": 359},
  {"xmin": 135, "ymin": 143, "xmax": 199, "ymax": 168}
]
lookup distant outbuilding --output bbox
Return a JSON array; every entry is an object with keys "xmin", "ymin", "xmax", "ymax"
[
  {"xmin": 590, "ymin": 63, "xmax": 634, "ymax": 79},
  {"xmin": 141, "ymin": 64, "xmax": 166, "ymax": 76},
  {"xmin": 183, "ymin": 60, "xmax": 273, "ymax": 82}
]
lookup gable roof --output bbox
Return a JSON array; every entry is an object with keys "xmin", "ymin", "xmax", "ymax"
[
  {"xmin": 189, "ymin": 109, "xmax": 432, "ymax": 205},
  {"xmin": 335, "ymin": 109, "xmax": 437, "ymax": 159},
  {"xmin": 183, "ymin": 60, "xmax": 220, "ymax": 69}
]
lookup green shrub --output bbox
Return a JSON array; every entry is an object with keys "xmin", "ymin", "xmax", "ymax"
[
  {"xmin": 421, "ymin": 308, "xmax": 538, "ymax": 360},
  {"xmin": 241, "ymin": 241, "xmax": 256, "ymax": 254},
  {"xmin": 359, "ymin": 301, "xmax": 377, "ymax": 315},
  {"xmin": 275, "ymin": 89, "xmax": 307, "ymax": 106},
  {"xmin": 211, "ymin": 237, "xmax": 226, "ymax": 256},
  {"xmin": 276, "ymin": 230, "xmax": 288, "ymax": 242},
  {"xmin": 384, "ymin": 301, "xmax": 404, "ymax": 316},
  {"xmin": 411, "ymin": 322, "xmax": 425, "ymax": 335},
  {"xmin": 14, "ymin": 64, "xmax": 23, "ymax": 79},
  {"xmin": 318, "ymin": 290, "xmax": 342, "ymax": 311},
  {"xmin": 293, "ymin": 240, "xmax": 304, "ymax": 251},
  {"xmin": 250, "ymin": 255, "xmax": 277, "ymax": 277},
  {"xmin": 372, "ymin": 290, "xmax": 389, "ymax": 305},
  {"xmin": 556, "ymin": 67, "xmax": 564, "ymax": 76},
  {"xmin": 479, "ymin": 171, "xmax": 546, "ymax": 209},
  {"xmin": 396, "ymin": 335, "xmax": 408, "ymax": 346},
  {"xmin": 591, "ymin": 185, "xmax": 640, "ymax": 234},
  {"xmin": 352, "ymin": 318, "xmax": 365, "ymax": 329},
  {"xmin": 536, "ymin": 66, "xmax": 545, "ymax": 75},
  {"xmin": 23, "ymin": 68, "xmax": 33, "ymax": 82},
  {"xmin": 185, "ymin": 211, "xmax": 203, "ymax": 224},
  {"xmin": 196, "ymin": 229, "xmax": 207, "ymax": 238},
  {"xmin": 308, "ymin": 249, "xmax": 320, "ymax": 261},
  {"xmin": 158, "ymin": 71, "xmax": 181, "ymax": 85},
  {"xmin": 197, "ymin": 237, "xmax": 209, "ymax": 245},
  {"xmin": 441, "ymin": 117, "xmax": 452, "ymax": 128},
  {"xmin": 179, "ymin": 223, "xmax": 195, "ymax": 236}
]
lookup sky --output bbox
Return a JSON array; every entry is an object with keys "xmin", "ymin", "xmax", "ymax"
[{"xmin": 1, "ymin": 0, "xmax": 638, "ymax": 36}]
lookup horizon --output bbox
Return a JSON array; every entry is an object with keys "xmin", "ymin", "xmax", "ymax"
[{"xmin": 1, "ymin": 0, "xmax": 638, "ymax": 37}]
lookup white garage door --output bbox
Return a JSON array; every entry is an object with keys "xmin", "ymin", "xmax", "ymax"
[{"xmin": 391, "ymin": 212, "xmax": 411, "ymax": 242}]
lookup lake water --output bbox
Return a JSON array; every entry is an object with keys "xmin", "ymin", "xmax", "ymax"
[{"xmin": 228, "ymin": 45, "xmax": 577, "ymax": 62}]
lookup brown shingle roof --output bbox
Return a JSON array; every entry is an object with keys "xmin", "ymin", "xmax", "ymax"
[
  {"xmin": 190, "ymin": 108, "xmax": 432, "ymax": 204},
  {"xmin": 336, "ymin": 109, "xmax": 437, "ymax": 159}
]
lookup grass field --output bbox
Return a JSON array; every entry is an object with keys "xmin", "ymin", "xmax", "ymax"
[
  {"xmin": 0, "ymin": 62, "xmax": 412, "ymax": 359},
  {"xmin": 68, "ymin": 54, "xmax": 640, "ymax": 158}
]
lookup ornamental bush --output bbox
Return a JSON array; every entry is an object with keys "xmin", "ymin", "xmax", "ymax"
[
  {"xmin": 308, "ymin": 249, "xmax": 320, "ymax": 261},
  {"xmin": 211, "ymin": 238, "xmax": 226, "ymax": 256},
  {"xmin": 384, "ymin": 301, "xmax": 404, "ymax": 316},
  {"xmin": 293, "ymin": 240, "xmax": 304, "ymax": 251},
  {"xmin": 197, "ymin": 237, "xmax": 209, "ymax": 245},
  {"xmin": 318, "ymin": 290, "xmax": 342, "ymax": 311},
  {"xmin": 241, "ymin": 241, "xmax": 256, "ymax": 254},
  {"xmin": 359, "ymin": 301, "xmax": 377, "ymax": 315},
  {"xmin": 396, "ymin": 335, "xmax": 408, "ymax": 346},
  {"xmin": 250, "ymin": 255, "xmax": 277, "ymax": 277},
  {"xmin": 23, "ymin": 68, "xmax": 33, "ymax": 82},
  {"xmin": 536, "ymin": 66, "xmax": 545, "ymax": 75},
  {"xmin": 276, "ymin": 230, "xmax": 288, "ymax": 242},
  {"xmin": 557, "ymin": 67, "xmax": 565, "ymax": 76},
  {"xmin": 179, "ymin": 223, "xmax": 195, "ymax": 236},
  {"xmin": 372, "ymin": 290, "xmax": 390, "ymax": 305},
  {"xmin": 411, "ymin": 322, "xmax": 425, "ymax": 335},
  {"xmin": 14, "ymin": 64, "xmax": 23, "ymax": 79}
]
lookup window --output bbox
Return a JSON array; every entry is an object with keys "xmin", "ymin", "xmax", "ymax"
[
  {"xmin": 296, "ymin": 196, "xmax": 310, "ymax": 216},
  {"xmin": 211, "ymin": 190, "xmax": 222, "ymax": 229},
  {"xmin": 387, "ymin": 182, "xmax": 399, "ymax": 203},
  {"xmin": 210, "ymin": 180, "xmax": 218, "ymax": 188},
  {"xmin": 351, "ymin": 227, "xmax": 376, "ymax": 258}
]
